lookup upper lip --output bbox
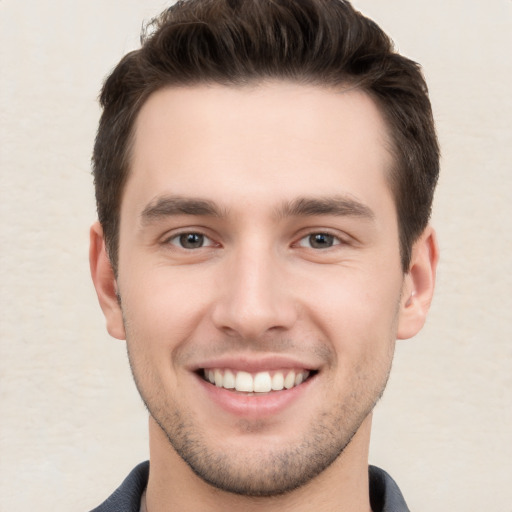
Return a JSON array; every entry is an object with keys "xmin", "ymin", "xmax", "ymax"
[{"xmin": 190, "ymin": 354, "xmax": 320, "ymax": 373}]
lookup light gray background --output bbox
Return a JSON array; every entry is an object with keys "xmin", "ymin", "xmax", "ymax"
[{"xmin": 1, "ymin": 1, "xmax": 511, "ymax": 510}]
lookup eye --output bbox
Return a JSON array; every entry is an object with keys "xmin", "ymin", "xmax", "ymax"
[
  {"xmin": 167, "ymin": 232, "xmax": 215, "ymax": 249},
  {"xmin": 297, "ymin": 232, "xmax": 341, "ymax": 249}
]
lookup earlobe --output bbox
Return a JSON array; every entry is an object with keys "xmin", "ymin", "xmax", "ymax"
[
  {"xmin": 397, "ymin": 226, "xmax": 439, "ymax": 340},
  {"xmin": 89, "ymin": 222, "xmax": 126, "ymax": 340}
]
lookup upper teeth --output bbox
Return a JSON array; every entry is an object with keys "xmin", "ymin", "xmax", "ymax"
[{"xmin": 204, "ymin": 369, "xmax": 310, "ymax": 393}]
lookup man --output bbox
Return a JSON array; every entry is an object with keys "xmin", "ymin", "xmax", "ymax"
[{"xmin": 89, "ymin": 0, "xmax": 439, "ymax": 510}]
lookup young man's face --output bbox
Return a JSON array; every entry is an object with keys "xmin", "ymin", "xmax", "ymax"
[{"xmin": 92, "ymin": 83, "xmax": 434, "ymax": 496}]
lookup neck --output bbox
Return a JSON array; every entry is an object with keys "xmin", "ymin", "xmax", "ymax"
[{"xmin": 145, "ymin": 415, "xmax": 373, "ymax": 512}]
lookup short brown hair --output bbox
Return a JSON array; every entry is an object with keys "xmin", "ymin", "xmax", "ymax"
[{"xmin": 93, "ymin": 0, "xmax": 439, "ymax": 273}]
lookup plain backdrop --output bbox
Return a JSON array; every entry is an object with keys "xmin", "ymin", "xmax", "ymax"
[{"xmin": 1, "ymin": 1, "xmax": 511, "ymax": 510}]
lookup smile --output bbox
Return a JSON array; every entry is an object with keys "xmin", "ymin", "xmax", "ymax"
[{"xmin": 202, "ymin": 368, "xmax": 313, "ymax": 393}]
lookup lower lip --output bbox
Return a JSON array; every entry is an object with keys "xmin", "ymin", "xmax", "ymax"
[{"xmin": 196, "ymin": 373, "xmax": 316, "ymax": 419}]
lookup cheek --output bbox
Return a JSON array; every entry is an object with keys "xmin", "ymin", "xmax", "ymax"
[
  {"xmin": 302, "ymin": 266, "xmax": 402, "ymax": 356},
  {"xmin": 119, "ymin": 266, "xmax": 215, "ymax": 355},
  {"xmin": 315, "ymin": 279, "xmax": 399, "ymax": 400}
]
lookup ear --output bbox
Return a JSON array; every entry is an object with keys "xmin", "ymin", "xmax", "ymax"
[
  {"xmin": 397, "ymin": 226, "xmax": 439, "ymax": 340},
  {"xmin": 89, "ymin": 222, "xmax": 126, "ymax": 340}
]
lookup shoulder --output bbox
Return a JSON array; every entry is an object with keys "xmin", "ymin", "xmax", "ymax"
[
  {"xmin": 89, "ymin": 461, "xmax": 149, "ymax": 512},
  {"xmin": 369, "ymin": 465, "xmax": 411, "ymax": 512}
]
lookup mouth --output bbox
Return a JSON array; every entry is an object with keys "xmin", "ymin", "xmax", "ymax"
[{"xmin": 199, "ymin": 368, "xmax": 317, "ymax": 394}]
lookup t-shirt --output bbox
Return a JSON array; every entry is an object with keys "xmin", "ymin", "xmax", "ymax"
[{"xmin": 89, "ymin": 461, "xmax": 410, "ymax": 512}]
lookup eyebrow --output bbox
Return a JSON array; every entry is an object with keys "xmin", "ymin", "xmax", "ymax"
[
  {"xmin": 140, "ymin": 194, "xmax": 375, "ymax": 225},
  {"xmin": 276, "ymin": 196, "xmax": 375, "ymax": 220},
  {"xmin": 141, "ymin": 196, "xmax": 225, "ymax": 225}
]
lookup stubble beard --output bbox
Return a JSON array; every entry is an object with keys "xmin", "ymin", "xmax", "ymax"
[
  {"xmin": 150, "ymin": 403, "xmax": 373, "ymax": 497},
  {"xmin": 125, "ymin": 341, "xmax": 394, "ymax": 497}
]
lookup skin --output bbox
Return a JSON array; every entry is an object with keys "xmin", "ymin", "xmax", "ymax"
[{"xmin": 90, "ymin": 82, "xmax": 438, "ymax": 512}]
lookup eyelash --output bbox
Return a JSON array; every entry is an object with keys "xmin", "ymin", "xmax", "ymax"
[
  {"xmin": 164, "ymin": 230, "xmax": 346, "ymax": 251},
  {"xmin": 165, "ymin": 231, "xmax": 217, "ymax": 250},
  {"xmin": 295, "ymin": 232, "xmax": 344, "ymax": 250}
]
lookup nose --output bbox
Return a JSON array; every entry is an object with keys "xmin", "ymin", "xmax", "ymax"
[{"xmin": 211, "ymin": 245, "xmax": 298, "ymax": 340}]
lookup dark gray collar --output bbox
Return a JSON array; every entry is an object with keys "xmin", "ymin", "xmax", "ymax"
[
  {"xmin": 90, "ymin": 461, "xmax": 410, "ymax": 512},
  {"xmin": 369, "ymin": 465, "xmax": 411, "ymax": 512}
]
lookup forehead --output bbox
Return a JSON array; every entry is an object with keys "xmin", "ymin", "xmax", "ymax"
[{"xmin": 125, "ymin": 82, "xmax": 394, "ymax": 217}]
